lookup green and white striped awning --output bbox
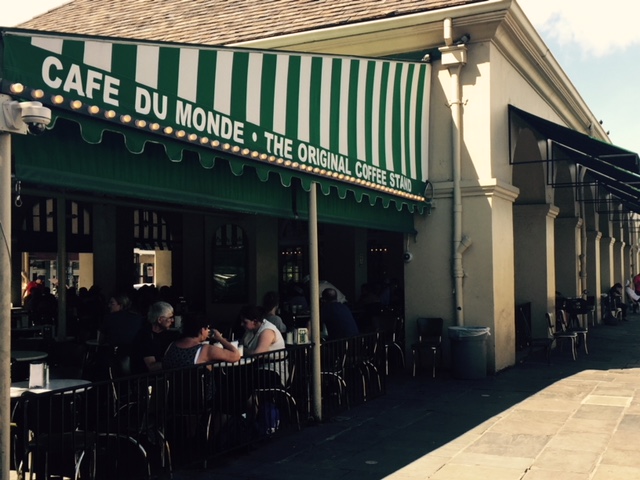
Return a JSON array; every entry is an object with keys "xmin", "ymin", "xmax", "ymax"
[{"xmin": 1, "ymin": 28, "xmax": 431, "ymax": 209}]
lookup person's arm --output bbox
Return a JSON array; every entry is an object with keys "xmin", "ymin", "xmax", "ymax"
[
  {"xmin": 206, "ymin": 329, "xmax": 241, "ymax": 363},
  {"xmin": 143, "ymin": 356, "xmax": 162, "ymax": 371},
  {"xmin": 250, "ymin": 329, "xmax": 275, "ymax": 355}
]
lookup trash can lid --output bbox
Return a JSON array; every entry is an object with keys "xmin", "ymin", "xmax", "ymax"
[{"xmin": 447, "ymin": 326, "xmax": 491, "ymax": 338}]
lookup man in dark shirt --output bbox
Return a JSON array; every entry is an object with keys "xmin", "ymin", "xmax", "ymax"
[
  {"xmin": 320, "ymin": 288, "xmax": 360, "ymax": 340},
  {"xmin": 130, "ymin": 301, "xmax": 178, "ymax": 374}
]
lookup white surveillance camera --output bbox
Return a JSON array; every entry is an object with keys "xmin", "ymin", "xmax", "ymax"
[
  {"xmin": 0, "ymin": 96, "xmax": 51, "ymax": 135},
  {"xmin": 20, "ymin": 102, "xmax": 51, "ymax": 135},
  {"xmin": 403, "ymin": 251, "xmax": 413, "ymax": 263}
]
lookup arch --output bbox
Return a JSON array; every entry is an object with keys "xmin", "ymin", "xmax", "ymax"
[{"xmin": 512, "ymin": 128, "xmax": 547, "ymax": 204}]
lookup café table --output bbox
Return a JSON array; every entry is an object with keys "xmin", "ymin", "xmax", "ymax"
[
  {"xmin": 11, "ymin": 350, "xmax": 48, "ymax": 362},
  {"xmin": 10, "ymin": 378, "xmax": 92, "ymax": 398}
]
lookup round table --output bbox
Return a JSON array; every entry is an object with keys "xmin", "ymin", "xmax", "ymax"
[
  {"xmin": 11, "ymin": 350, "xmax": 48, "ymax": 362},
  {"xmin": 10, "ymin": 378, "xmax": 91, "ymax": 398}
]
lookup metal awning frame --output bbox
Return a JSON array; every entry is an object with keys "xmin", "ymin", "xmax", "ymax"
[{"xmin": 508, "ymin": 105, "xmax": 640, "ymax": 215}]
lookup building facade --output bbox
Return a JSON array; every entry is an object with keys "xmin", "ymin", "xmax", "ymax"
[{"xmin": 4, "ymin": 0, "xmax": 639, "ymax": 375}]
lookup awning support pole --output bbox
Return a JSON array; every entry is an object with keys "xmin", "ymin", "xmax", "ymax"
[
  {"xmin": 308, "ymin": 182, "xmax": 322, "ymax": 421},
  {"xmin": 56, "ymin": 196, "xmax": 67, "ymax": 339},
  {"xmin": 0, "ymin": 132, "xmax": 11, "ymax": 480}
]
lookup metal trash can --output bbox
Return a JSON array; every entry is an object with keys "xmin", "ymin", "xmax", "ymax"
[{"xmin": 448, "ymin": 326, "xmax": 490, "ymax": 379}]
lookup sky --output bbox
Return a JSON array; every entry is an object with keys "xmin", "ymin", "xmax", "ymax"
[{"xmin": 2, "ymin": 0, "xmax": 640, "ymax": 154}]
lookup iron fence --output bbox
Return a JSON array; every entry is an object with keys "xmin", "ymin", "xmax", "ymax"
[{"xmin": 10, "ymin": 332, "xmax": 386, "ymax": 478}]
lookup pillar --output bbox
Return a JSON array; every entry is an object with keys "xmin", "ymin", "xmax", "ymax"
[
  {"xmin": 555, "ymin": 217, "xmax": 582, "ymax": 297},
  {"xmin": 514, "ymin": 204, "xmax": 559, "ymax": 338}
]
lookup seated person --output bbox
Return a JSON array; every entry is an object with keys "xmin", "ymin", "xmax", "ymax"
[
  {"xmin": 163, "ymin": 312, "xmax": 240, "ymax": 369},
  {"xmin": 302, "ymin": 275, "xmax": 348, "ymax": 304},
  {"xmin": 286, "ymin": 283, "xmax": 309, "ymax": 312},
  {"xmin": 163, "ymin": 313, "xmax": 240, "ymax": 429},
  {"xmin": 626, "ymin": 280, "xmax": 640, "ymax": 311},
  {"xmin": 130, "ymin": 301, "xmax": 179, "ymax": 373},
  {"xmin": 98, "ymin": 292, "xmax": 144, "ymax": 353},
  {"xmin": 320, "ymin": 288, "xmax": 360, "ymax": 340},
  {"xmin": 608, "ymin": 283, "xmax": 628, "ymax": 320},
  {"xmin": 240, "ymin": 305, "xmax": 288, "ymax": 386},
  {"xmin": 262, "ymin": 291, "xmax": 287, "ymax": 334}
]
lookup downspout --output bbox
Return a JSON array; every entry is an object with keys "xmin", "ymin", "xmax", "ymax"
[{"xmin": 440, "ymin": 18, "xmax": 471, "ymax": 326}]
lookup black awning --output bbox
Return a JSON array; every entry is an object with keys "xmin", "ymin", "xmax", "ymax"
[
  {"xmin": 509, "ymin": 105, "xmax": 640, "ymax": 214},
  {"xmin": 509, "ymin": 105, "xmax": 639, "ymax": 172}
]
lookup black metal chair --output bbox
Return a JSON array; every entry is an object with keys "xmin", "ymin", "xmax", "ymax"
[
  {"xmin": 411, "ymin": 317, "xmax": 443, "ymax": 377},
  {"xmin": 165, "ymin": 366, "xmax": 211, "ymax": 467},
  {"xmin": 547, "ymin": 312, "xmax": 577, "ymax": 360},
  {"xmin": 253, "ymin": 360, "xmax": 301, "ymax": 431},
  {"xmin": 320, "ymin": 340, "xmax": 349, "ymax": 412},
  {"xmin": 560, "ymin": 302, "xmax": 589, "ymax": 354},
  {"xmin": 372, "ymin": 313, "xmax": 405, "ymax": 375},
  {"xmin": 18, "ymin": 390, "xmax": 97, "ymax": 480},
  {"xmin": 353, "ymin": 333, "xmax": 383, "ymax": 401},
  {"xmin": 517, "ymin": 306, "xmax": 552, "ymax": 364}
]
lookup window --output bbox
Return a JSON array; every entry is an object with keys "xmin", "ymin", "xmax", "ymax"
[{"xmin": 213, "ymin": 224, "xmax": 248, "ymax": 303}]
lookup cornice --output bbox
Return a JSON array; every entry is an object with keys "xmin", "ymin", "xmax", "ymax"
[{"xmin": 432, "ymin": 178, "xmax": 520, "ymax": 203}]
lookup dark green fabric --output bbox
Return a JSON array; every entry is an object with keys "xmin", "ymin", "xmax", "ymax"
[{"xmin": 14, "ymin": 116, "xmax": 417, "ymax": 233}]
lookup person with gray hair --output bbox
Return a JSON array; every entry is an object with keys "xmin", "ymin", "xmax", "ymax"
[{"xmin": 130, "ymin": 301, "xmax": 179, "ymax": 373}]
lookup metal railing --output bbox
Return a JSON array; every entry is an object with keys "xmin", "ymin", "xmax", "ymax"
[{"xmin": 11, "ymin": 332, "xmax": 386, "ymax": 477}]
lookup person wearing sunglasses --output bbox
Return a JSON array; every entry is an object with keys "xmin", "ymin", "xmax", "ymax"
[{"xmin": 163, "ymin": 312, "xmax": 240, "ymax": 369}]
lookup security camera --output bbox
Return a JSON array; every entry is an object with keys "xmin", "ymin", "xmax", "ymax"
[
  {"xmin": 403, "ymin": 251, "xmax": 413, "ymax": 263},
  {"xmin": 20, "ymin": 102, "xmax": 51, "ymax": 135},
  {"xmin": 0, "ymin": 95, "xmax": 51, "ymax": 135}
]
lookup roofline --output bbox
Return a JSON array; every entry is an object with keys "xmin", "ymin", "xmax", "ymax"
[{"xmin": 230, "ymin": 0, "xmax": 513, "ymax": 53}]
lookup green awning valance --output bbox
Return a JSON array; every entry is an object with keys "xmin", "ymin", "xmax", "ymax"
[{"xmin": 14, "ymin": 117, "xmax": 417, "ymax": 233}]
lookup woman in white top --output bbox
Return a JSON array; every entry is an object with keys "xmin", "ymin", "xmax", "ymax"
[{"xmin": 240, "ymin": 305, "xmax": 288, "ymax": 385}]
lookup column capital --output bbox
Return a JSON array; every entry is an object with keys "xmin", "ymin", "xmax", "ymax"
[
  {"xmin": 513, "ymin": 203, "xmax": 559, "ymax": 219},
  {"xmin": 586, "ymin": 230, "xmax": 602, "ymax": 241}
]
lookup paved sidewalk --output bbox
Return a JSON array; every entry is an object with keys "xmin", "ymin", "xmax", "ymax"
[{"xmin": 174, "ymin": 312, "xmax": 640, "ymax": 480}]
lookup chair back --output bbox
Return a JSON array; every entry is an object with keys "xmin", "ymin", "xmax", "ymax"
[
  {"xmin": 166, "ymin": 365, "xmax": 212, "ymax": 413},
  {"xmin": 546, "ymin": 311, "xmax": 570, "ymax": 335},
  {"xmin": 416, "ymin": 317, "xmax": 443, "ymax": 342},
  {"xmin": 321, "ymin": 339, "xmax": 348, "ymax": 373},
  {"xmin": 555, "ymin": 310, "xmax": 570, "ymax": 332},
  {"xmin": 371, "ymin": 313, "xmax": 397, "ymax": 333},
  {"xmin": 544, "ymin": 312, "xmax": 555, "ymax": 335}
]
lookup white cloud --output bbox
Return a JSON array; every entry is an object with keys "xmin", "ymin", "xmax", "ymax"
[{"xmin": 518, "ymin": 0, "xmax": 640, "ymax": 57}]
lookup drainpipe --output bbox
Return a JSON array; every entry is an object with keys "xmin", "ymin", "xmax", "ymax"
[{"xmin": 440, "ymin": 18, "xmax": 471, "ymax": 326}]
